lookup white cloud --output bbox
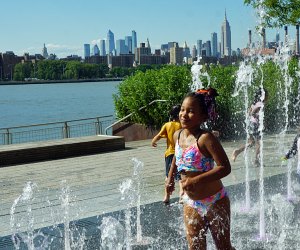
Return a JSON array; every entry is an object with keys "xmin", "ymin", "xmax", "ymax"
[
  {"xmin": 90, "ymin": 39, "xmax": 101, "ymax": 45},
  {"xmin": 19, "ymin": 44, "xmax": 83, "ymax": 58}
]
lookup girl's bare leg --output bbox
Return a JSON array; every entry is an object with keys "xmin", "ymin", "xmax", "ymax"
[
  {"xmin": 163, "ymin": 177, "xmax": 170, "ymax": 203},
  {"xmin": 232, "ymin": 137, "xmax": 255, "ymax": 162},
  {"xmin": 183, "ymin": 205, "xmax": 208, "ymax": 250},
  {"xmin": 206, "ymin": 196, "xmax": 235, "ymax": 250}
]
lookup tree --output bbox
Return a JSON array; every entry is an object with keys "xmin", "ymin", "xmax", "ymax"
[
  {"xmin": 244, "ymin": 0, "xmax": 300, "ymax": 27},
  {"xmin": 13, "ymin": 63, "xmax": 32, "ymax": 81}
]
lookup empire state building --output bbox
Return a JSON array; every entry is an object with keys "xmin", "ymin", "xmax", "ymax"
[{"xmin": 221, "ymin": 11, "xmax": 231, "ymax": 57}]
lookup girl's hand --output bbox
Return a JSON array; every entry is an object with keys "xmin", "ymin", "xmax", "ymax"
[
  {"xmin": 165, "ymin": 178, "xmax": 175, "ymax": 194},
  {"xmin": 180, "ymin": 177, "xmax": 196, "ymax": 192}
]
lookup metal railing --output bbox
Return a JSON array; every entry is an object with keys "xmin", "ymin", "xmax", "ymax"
[
  {"xmin": 104, "ymin": 99, "xmax": 167, "ymax": 135},
  {"xmin": 0, "ymin": 115, "xmax": 114, "ymax": 145}
]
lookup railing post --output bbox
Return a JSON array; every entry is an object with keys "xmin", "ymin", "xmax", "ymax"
[
  {"xmin": 63, "ymin": 122, "xmax": 69, "ymax": 138},
  {"xmin": 4, "ymin": 129, "xmax": 11, "ymax": 144},
  {"xmin": 95, "ymin": 117, "xmax": 101, "ymax": 135}
]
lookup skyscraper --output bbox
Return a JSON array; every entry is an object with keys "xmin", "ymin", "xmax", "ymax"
[
  {"xmin": 93, "ymin": 44, "xmax": 100, "ymax": 56},
  {"xmin": 100, "ymin": 40, "xmax": 106, "ymax": 56},
  {"xmin": 183, "ymin": 41, "xmax": 191, "ymax": 58},
  {"xmin": 42, "ymin": 43, "xmax": 49, "ymax": 59},
  {"xmin": 170, "ymin": 42, "xmax": 183, "ymax": 65},
  {"xmin": 132, "ymin": 30, "xmax": 137, "ymax": 53},
  {"xmin": 221, "ymin": 11, "xmax": 231, "ymax": 57},
  {"xmin": 116, "ymin": 39, "xmax": 126, "ymax": 55},
  {"xmin": 196, "ymin": 40, "xmax": 202, "ymax": 57},
  {"xmin": 192, "ymin": 45, "xmax": 197, "ymax": 58},
  {"xmin": 125, "ymin": 36, "xmax": 132, "ymax": 53},
  {"xmin": 211, "ymin": 32, "xmax": 218, "ymax": 57},
  {"xmin": 106, "ymin": 30, "xmax": 115, "ymax": 54}
]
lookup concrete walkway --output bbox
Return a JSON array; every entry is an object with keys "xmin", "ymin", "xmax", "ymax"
[{"xmin": 0, "ymin": 132, "xmax": 298, "ymax": 244}]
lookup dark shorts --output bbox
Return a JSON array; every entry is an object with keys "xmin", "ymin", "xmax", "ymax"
[
  {"xmin": 249, "ymin": 121, "xmax": 260, "ymax": 139},
  {"xmin": 165, "ymin": 154, "xmax": 180, "ymax": 180}
]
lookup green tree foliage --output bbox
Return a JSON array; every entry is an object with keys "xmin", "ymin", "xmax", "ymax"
[
  {"xmin": 13, "ymin": 63, "xmax": 32, "ymax": 81},
  {"xmin": 199, "ymin": 64, "xmax": 241, "ymax": 139},
  {"xmin": 244, "ymin": 0, "xmax": 300, "ymax": 27},
  {"xmin": 12, "ymin": 60, "xmax": 111, "ymax": 81},
  {"xmin": 109, "ymin": 67, "xmax": 130, "ymax": 77},
  {"xmin": 113, "ymin": 65, "xmax": 192, "ymax": 129}
]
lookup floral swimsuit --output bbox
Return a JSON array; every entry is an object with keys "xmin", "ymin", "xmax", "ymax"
[{"xmin": 175, "ymin": 130, "xmax": 228, "ymax": 216}]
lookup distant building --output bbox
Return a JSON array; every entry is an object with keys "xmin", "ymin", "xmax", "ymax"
[
  {"xmin": 85, "ymin": 55, "xmax": 107, "ymax": 65},
  {"xmin": 111, "ymin": 54, "xmax": 135, "ymax": 68},
  {"xmin": 154, "ymin": 49, "xmax": 161, "ymax": 56},
  {"xmin": 168, "ymin": 42, "xmax": 177, "ymax": 51},
  {"xmin": 192, "ymin": 45, "xmax": 197, "ymax": 59},
  {"xmin": 100, "ymin": 40, "xmax": 106, "ymax": 56},
  {"xmin": 125, "ymin": 36, "xmax": 132, "ymax": 53},
  {"xmin": 93, "ymin": 44, "xmax": 100, "ymax": 56},
  {"xmin": 161, "ymin": 44, "xmax": 168, "ymax": 54},
  {"xmin": 203, "ymin": 41, "xmax": 212, "ymax": 57},
  {"xmin": 84, "ymin": 44, "xmax": 90, "ymax": 58},
  {"xmin": 42, "ymin": 43, "xmax": 49, "ymax": 59},
  {"xmin": 211, "ymin": 32, "xmax": 218, "ymax": 57},
  {"xmin": 106, "ymin": 30, "xmax": 115, "ymax": 54},
  {"xmin": 221, "ymin": 10, "xmax": 231, "ymax": 57},
  {"xmin": 183, "ymin": 41, "xmax": 191, "ymax": 58},
  {"xmin": 116, "ymin": 39, "xmax": 126, "ymax": 55},
  {"xmin": 61, "ymin": 55, "xmax": 81, "ymax": 61},
  {"xmin": 135, "ymin": 42, "xmax": 151, "ymax": 64},
  {"xmin": 139, "ymin": 54, "xmax": 167, "ymax": 65},
  {"xmin": 170, "ymin": 42, "xmax": 183, "ymax": 65},
  {"xmin": 132, "ymin": 30, "xmax": 137, "ymax": 54},
  {"xmin": 146, "ymin": 38, "xmax": 151, "ymax": 53},
  {"xmin": 197, "ymin": 40, "xmax": 202, "ymax": 58},
  {"xmin": 0, "ymin": 51, "xmax": 23, "ymax": 80}
]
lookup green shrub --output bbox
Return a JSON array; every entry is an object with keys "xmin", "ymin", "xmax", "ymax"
[
  {"xmin": 114, "ymin": 59, "xmax": 300, "ymax": 138},
  {"xmin": 113, "ymin": 65, "xmax": 192, "ymax": 129}
]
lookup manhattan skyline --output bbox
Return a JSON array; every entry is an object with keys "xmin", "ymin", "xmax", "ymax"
[{"xmin": 1, "ymin": 0, "xmax": 297, "ymax": 58}]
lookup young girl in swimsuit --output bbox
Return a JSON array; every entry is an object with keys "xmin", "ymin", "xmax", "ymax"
[
  {"xmin": 232, "ymin": 88, "xmax": 268, "ymax": 166},
  {"xmin": 166, "ymin": 91, "xmax": 235, "ymax": 250}
]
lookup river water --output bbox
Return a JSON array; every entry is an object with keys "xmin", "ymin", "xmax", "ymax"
[{"xmin": 0, "ymin": 81, "xmax": 120, "ymax": 128}]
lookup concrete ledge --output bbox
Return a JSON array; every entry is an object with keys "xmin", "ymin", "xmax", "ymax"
[{"xmin": 0, "ymin": 135, "xmax": 125, "ymax": 167}]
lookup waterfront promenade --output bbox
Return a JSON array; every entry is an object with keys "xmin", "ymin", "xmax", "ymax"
[{"xmin": 0, "ymin": 132, "xmax": 299, "ymax": 248}]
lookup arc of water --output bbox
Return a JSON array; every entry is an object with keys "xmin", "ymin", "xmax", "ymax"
[
  {"xmin": 10, "ymin": 182, "xmax": 37, "ymax": 250},
  {"xmin": 132, "ymin": 157, "xmax": 144, "ymax": 243},
  {"xmin": 233, "ymin": 60, "xmax": 253, "ymax": 211},
  {"xmin": 298, "ymin": 139, "xmax": 300, "ymax": 175},
  {"xmin": 287, "ymin": 160, "xmax": 293, "ymax": 200},
  {"xmin": 258, "ymin": 69, "xmax": 266, "ymax": 240}
]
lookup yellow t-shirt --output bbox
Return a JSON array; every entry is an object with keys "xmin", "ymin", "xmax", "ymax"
[{"xmin": 158, "ymin": 121, "xmax": 181, "ymax": 157}]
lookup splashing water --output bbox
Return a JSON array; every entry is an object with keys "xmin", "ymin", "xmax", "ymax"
[
  {"xmin": 99, "ymin": 217, "xmax": 125, "ymax": 250},
  {"xmin": 9, "ymin": 181, "xmax": 86, "ymax": 250},
  {"xmin": 190, "ymin": 57, "xmax": 210, "ymax": 91},
  {"xmin": 233, "ymin": 59, "xmax": 254, "ymax": 212},
  {"xmin": 10, "ymin": 182, "xmax": 50, "ymax": 250}
]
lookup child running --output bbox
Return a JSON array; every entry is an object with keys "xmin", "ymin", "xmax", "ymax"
[
  {"xmin": 232, "ymin": 88, "xmax": 268, "ymax": 166},
  {"xmin": 166, "ymin": 90, "xmax": 235, "ymax": 249},
  {"xmin": 151, "ymin": 105, "xmax": 183, "ymax": 203}
]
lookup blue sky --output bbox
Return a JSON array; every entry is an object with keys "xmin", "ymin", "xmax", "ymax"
[{"xmin": 1, "ymin": 0, "xmax": 297, "ymax": 58}]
